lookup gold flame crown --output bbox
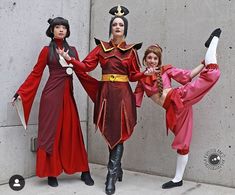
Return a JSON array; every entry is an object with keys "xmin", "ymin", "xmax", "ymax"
[{"xmin": 109, "ymin": 5, "xmax": 129, "ymax": 16}]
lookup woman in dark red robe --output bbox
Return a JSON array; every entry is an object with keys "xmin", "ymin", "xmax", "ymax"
[
  {"xmin": 57, "ymin": 6, "xmax": 157, "ymax": 195},
  {"xmin": 12, "ymin": 17, "xmax": 95, "ymax": 187}
]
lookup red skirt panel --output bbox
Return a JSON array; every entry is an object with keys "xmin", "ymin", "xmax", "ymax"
[
  {"xmin": 36, "ymin": 79, "xmax": 89, "ymax": 177},
  {"xmin": 94, "ymin": 81, "xmax": 136, "ymax": 149}
]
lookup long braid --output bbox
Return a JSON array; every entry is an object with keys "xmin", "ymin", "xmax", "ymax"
[{"xmin": 156, "ymin": 69, "xmax": 163, "ymax": 97}]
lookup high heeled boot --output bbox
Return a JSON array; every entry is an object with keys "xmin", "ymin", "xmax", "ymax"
[
  {"xmin": 105, "ymin": 143, "xmax": 124, "ymax": 195},
  {"xmin": 105, "ymin": 146, "xmax": 123, "ymax": 183}
]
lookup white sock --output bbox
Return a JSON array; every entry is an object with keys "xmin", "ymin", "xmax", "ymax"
[
  {"xmin": 172, "ymin": 153, "xmax": 189, "ymax": 183},
  {"xmin": 205, "ymin": 36, "xmax": 219, "ymax": 65}
]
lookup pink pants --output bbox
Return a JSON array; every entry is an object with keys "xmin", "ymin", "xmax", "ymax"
[{"xmin": 172, "ymin": 64, "xmax": 220, "ymax": 154}]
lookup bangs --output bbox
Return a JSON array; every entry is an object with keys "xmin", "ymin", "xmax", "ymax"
[
  {"xmin": 46, "ymin": 17, "xmax": 70, "ymax": 38},
  {"xmin": 51, "ymin": 17, "xmax": 69, "ymax": 29}
]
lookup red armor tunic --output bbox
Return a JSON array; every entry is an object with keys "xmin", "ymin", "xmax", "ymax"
[{"xmin": 70, "ymin": 39, "xmax": 145, "ymax": 149}]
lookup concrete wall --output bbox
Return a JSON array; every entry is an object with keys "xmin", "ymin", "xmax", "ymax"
[
  {"xmin": 0, "ymin": 0, "xmax": 91, "ymax": 184},
  {"xmin": 88, "ymin": 0, "xmax": 235, "ymax": 188}
]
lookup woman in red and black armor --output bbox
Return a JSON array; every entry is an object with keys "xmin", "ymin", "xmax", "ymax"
[{"xmin": 57, "ymin": 5, "xmax": 157, "ymax": 195}]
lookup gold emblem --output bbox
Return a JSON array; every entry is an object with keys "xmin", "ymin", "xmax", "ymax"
[
  {"xmin": 110, "ymin": 75, "xmax": 116, "ymax": 82},
  {"xmin": 115, "ymin": 5, "xmax": 124, "ymax": 16}
]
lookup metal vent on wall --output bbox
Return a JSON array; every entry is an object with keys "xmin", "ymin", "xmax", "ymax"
[{"xmin": 30, "ymin": 137, "xmax": 37, "ymax": 152}]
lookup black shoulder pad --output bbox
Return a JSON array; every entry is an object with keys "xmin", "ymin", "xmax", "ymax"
[
  {"xmin": 94, "ymin": 38, "xmax": 101, "ymax": 45},
  {"xmin": 133, "ymin": 42, "xmax": 143, "ymax": 50}
]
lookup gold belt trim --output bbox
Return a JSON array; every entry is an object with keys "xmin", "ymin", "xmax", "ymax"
[{"xmin": 102, "ymin": 74, "xmax": 129, "ymax": 82}]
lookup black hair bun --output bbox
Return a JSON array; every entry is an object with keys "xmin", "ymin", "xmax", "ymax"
[
  {"xmin": 47, "ymin": 18, "xmax": 53, "ymax": 24},
  {"xmin": 109, "ymin": 5, "xmax": 129, "ymax": 16}
]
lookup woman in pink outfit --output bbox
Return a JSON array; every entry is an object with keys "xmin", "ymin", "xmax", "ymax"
[{"xmin": 134, "ymin": 28, "xmax": 221, "ymax": 189}]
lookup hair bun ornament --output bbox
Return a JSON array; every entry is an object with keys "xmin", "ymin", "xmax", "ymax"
[
  {"xmin": 109, "ymin": 5, "xmax": 129, "ymax": 16},
  {"xmin": 47, "ymin": 18, "xmax": 53, "ymax": 24}
]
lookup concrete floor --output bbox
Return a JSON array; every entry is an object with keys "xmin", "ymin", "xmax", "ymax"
[{"xmin": 0, "ymin": 163, "xmax": 234, "ymax": 195}]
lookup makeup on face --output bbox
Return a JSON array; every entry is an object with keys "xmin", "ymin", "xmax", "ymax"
[{"xmin": 111, "ymin": 18, "xmax": 124, "ymax": 38}]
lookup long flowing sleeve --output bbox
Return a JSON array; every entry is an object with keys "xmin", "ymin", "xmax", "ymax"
[
  {"xmin": 166, "ymin": 65, "xmax": 192, "ymax": 85},
  {"xmin": 128, "ymin": 49, "xmax": 146, "ymax": 82},
  {"xmin": 16, "ymin": 46, "xmax": 48, "ymax": 129},
  {"xmin": 69, "ymin": 46, "xmax": 101, "ymax": 72},
  {"xmin": 134, "ymin": 81, "xmax": 145, "ymax": 107},
  {"xmin": 71, "ymin": 47, "xmax": 99, "ymax": 102}
]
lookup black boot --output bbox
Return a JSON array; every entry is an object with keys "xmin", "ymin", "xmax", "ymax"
[
  {"xmin": 117, "ymin": 162, "xmax": 123, "ymax": 182},
  {"xmin": 205, "ymin": 28, "xmax": 222, "ymax": 48},
  {"xmin": 48, "ymin": 177, "xmax": 58, "ymax": 187},
  {"xmin": 81, "ymin": 171, "xmax": 94, "ymax": 186},
  {"xmin": 105, "ymin": 163, "xmax": 123, "ymax": 184},
  {"xmin": 162, "ymin": 180, "xmax": 183, "ymax": 189},
  {"xmin": 105, "ymin": 144, "xmax": 124, "ymax": 195},
  {"xmin": 105, "ymin": 147, "xmax": 123, "ymax": 184}
]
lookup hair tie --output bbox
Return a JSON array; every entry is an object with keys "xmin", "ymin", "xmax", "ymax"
[{"xmin": 47, "ymin": 18, "xmax": 53, "ymax": 24}]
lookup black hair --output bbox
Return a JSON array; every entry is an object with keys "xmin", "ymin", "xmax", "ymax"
[
  {"xmin": 109, "ymin": 16, "xmax": 128, "ymax": 38},
  {"xmin": 46, "ymin": 17, "xmax": 70, "ymax": 38},
  {"xmin": 45, "ymin": 17, "xmax": 75, "ymax": 63}
]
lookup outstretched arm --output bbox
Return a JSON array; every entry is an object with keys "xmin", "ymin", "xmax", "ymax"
[
  {"xmin": 12, "ymin": 46, "xmax": 48, "ymax": 129},
  {"xmin": 190, "ymin": 63, "xmax": 205, "ymax": 79},
  {"xmin": 57, "ymin": 46, "xmax": 100, "ymax": 72},
  {"xmin": 128, "ymin": 49, "xmax": 158, "ymax": 82},
  {"xmin": 71, "ymin": 47, "xmax": 99, "ymax": 103},
  {"xmin": 166, "ymin": 65, "xmax": 192, "ymax": 85}
]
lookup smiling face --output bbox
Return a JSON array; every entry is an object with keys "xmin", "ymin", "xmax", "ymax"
[
  {"xmin": 143, "ymin": 45, "xmax": 162, "ymax": 67},
  {"xmin": 145, "ymin": 52, "xmax": 159, "ymax": 68},
  {"xmin": 111, "ymin": 17, "xmax": 125, "ymax": 38},
  {"xmin": 53, "ymin": 25, "xmax": 67, "ymax": 39}
]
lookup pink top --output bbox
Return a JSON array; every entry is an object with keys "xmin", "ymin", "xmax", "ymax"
[{"xmin": 134, "ymin": 65, "xmax": 192, "ymax": 107}]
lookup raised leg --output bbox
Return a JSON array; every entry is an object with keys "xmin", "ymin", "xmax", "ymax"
[{"xmin": 177, "ymin": 29, "xmax": 221, "ymax": 107}]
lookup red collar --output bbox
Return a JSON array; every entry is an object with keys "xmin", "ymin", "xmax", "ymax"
[
  {"xmin": 95, "ymin": 38, "xmax": 142, "ymax": 52},
  {"xmin": 54, "ymin": 38, "xmax": 63, "ymax": 49}
]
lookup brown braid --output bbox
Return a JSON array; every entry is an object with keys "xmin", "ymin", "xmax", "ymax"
[
  {"xmin": 156, "ymin": 70, "xmax": 163, "ymax": 97},
  {"xmin": 143, "ymin": 44, "xmax": 163, "ymax": 97}
]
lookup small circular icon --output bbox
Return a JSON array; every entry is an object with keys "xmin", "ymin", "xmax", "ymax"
[
  {"xmin": 66, "ymin": 67, "xmax": 73, "ymax": 75},
  {"xmin": 9, "ymin": 175, "xmax": 25, "ymax": 191},
  {"xmin": 209, "ymin": 154, "xmax": 221, "ymax": 165},
  {"xmin": 204, "ymin": 149, "xmax": 225, "ymax": 170}
]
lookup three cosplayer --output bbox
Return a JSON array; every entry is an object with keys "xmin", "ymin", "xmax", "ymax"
[{"xmin": 12, "ymin": 5, "xmax": 221, "ymax": 195}]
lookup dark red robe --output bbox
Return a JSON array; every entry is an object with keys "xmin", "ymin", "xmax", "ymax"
[
  {"xmin": 69, "ymin": 39, "xmax": 145, "ymax": 149},
  {"xmin": 16, "ymin": 39, "xmax": 95, "ymax": 177}
]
